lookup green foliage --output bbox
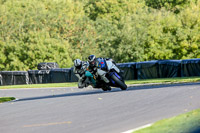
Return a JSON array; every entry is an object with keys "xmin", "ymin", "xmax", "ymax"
[
  {"xmin": 84, "ymin": 0, "xmax": 145, "ymax": 22},
  {"xmin": 96, "ymin": 1, "xmax": 200, "ymax": 62},
  {"xmin": 94, "ymin": 19, "xmax": 121, "ymax": 59},
  {"xmin": 144, "ymin": 0, "xmax": 192, "ymax": 13},
  {"xmin": 63, "ymin": 17, "xmax": 101, "ymax": 60},
  {"xmin": 0, "ymin": 0, "xmax": 200, "ymax": 70},
  {"xmin": 0, "ymin": 0, "xmax": 84, "ymax": 70},
  {"xmin": 174, "ymin": 1, "xmax": 200, "ymax": 59}
]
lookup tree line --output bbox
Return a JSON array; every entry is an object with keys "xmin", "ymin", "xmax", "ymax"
[{"xmin": 0, "ymin": 0, "xmax": 199, "ymax": 70}]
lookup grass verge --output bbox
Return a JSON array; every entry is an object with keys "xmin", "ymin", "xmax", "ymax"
[
  {"xmin": 125, "ymin": 76, "xmax": 200, "ymax": 85},
  {"xmin": 133, "ymin": 108, "xmax": 200, "ymax": 133},
  {"xmin": 0, "ymin": 82, "xmax": 78, "ymax": 89},
  {"xmin": 0, "ymin": 76, "xmax": 200, "ymax": 89},
  {"xmin": 0, "ymin": 97, "xmax": 15, "ymax": 103}
]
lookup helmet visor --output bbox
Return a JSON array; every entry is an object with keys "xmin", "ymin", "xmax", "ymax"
[
  {"xmin": 76, "ymin": 65, "xmax": 82, "ymax": 69},
  {"xmin": 90, "ymin": 60, "xmax": 95, "ymax": 65}
]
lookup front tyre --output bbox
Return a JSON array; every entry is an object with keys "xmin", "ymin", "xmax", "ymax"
[{"xmin": 111, "ymin": 74, "xmax": 127, "ymax": 90}]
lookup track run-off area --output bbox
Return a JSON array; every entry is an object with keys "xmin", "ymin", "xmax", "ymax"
[{"xmin": 0, "ymin": 82, "xmax": 200, "ymax": 133}]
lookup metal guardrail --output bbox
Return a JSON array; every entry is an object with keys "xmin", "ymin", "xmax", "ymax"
[{"xmin": 0, "ymin": 59, "xmax": 200, "ymax": 86}]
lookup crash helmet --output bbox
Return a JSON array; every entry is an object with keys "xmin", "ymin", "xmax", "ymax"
[
  {"xmin": 88, "ymin": 55, "xmax": 96, "ymax": 62},
  {"xmin": 88, "ymin": 55, "xmax": 96, "ymax": 66},
  {"xmin": 74, "ymin": 59, "xmax": 82, "ymax": 69}
]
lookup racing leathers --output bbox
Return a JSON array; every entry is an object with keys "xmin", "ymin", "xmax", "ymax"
[
  {"xmin": 88, "ymin": 57, "xmax": 120, "ymax": 84},
  {"xmin": 73, "ymin": 61, "xmax": 90, "ymax": 88}
]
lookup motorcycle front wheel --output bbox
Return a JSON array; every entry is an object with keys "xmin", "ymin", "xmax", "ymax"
[{"xmin": 111, "ymin": 74, "xmax": 127, "ymax": 90}]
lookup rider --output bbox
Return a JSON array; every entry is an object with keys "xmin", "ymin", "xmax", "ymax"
[
  {"xmin": 88, "ymin": 55, "xmax": 109, "ymax": 83},
  {"xmin": 73, "ymin": 59, "xmax": 90, "ymax": 88},
  {"xmin": 88, "ymin": 55, "xmax": 120, "ymax": 84}
]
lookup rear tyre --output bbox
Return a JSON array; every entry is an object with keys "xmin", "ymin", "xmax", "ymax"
[{"xmin": 111, "ymin": 74, "xmax": 127, "ymax": 90}]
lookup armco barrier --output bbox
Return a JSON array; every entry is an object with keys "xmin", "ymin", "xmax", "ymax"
[
  {"xmin": 29, "ymin": 68, "xmax": 76, "ymax": 84},
  {"xmin": 136, "ymin": 60, "xmax": 159, "ymax": 79},
  {"xmin": 117, "ymin": 62, "xmax": 137, "ymax": 80},
  {"xmin": 181, "ymin": 59, "xmax": 200, "ymax": 77},
  {"xmin": 1, "ymin": 58, "xmax": 200, "ymax": 86},
  {"xmin": 158, "ymin": 60, "xmax": 181, "ymax": 78},
  {"xmin": 28, "ymin": 70, "xmax": 51, "ymax": 84},
  {"xmin": 70, "ymin": 67, "xmax": 78, "ymax": 82},
  {"xmin": 136, "ymin": 60, "xmax": 182, "ymax": 79},
  {"xmin": 0, "ymin": 71, "xmax": 29, "ymax": 85},
  {"xmin": 51, "ymin": 68, "xmax": 71, "ymax": 83}
]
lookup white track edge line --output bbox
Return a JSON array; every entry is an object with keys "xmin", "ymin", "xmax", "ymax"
[{"xmin": 121, "ymin": 123, "xmax": 153, "ymax": 133}]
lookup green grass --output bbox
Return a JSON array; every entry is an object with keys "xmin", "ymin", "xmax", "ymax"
[
  {"xmin": 0, "ymin": 77, "xmax": 200, "ymax": 89},
  {"xmin": 125, "ymin": 76, "xmax": 200, "ymax": 85},
  {"xmin": 0, "ymin": 82, "xmax": 78, "ymax": 89},
  {"xmin": 0, "ymin": 97, "xmax": 15, "ymax": 103},
  {"xmin": 133, "ymin": 108, "xmax": 200, "ymax": 133}
]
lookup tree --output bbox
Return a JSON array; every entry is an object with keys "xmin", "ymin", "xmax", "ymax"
[{"xmin": 145, "ymin": 0, "xmax": 193, "ymax": 13}]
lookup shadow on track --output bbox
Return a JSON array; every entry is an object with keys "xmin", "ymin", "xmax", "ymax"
[
  {"xmin": 15, "ymin": 82, "xmax": 200, "ymax": 102},
  {"xmin": 16, "ymin": 90, "xmax": 104, "ymax": 102}
]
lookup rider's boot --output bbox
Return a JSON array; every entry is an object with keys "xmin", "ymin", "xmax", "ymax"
[
  {"xmin": 106, "ymin": 85, "xmax": 111, "ymax": 91},
  {"xmin": 102, "ymin": 85, "xmax": 111, "ymax": 91}
]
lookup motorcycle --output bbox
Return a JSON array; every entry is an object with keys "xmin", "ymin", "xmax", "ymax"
[{"xmin": 85, "ymin": 58, "xmax": 127, "ymax": 91}]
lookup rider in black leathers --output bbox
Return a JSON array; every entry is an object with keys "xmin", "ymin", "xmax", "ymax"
[
  {"xmin": 87, "ymin": 55, "xmax": 120, "ymax": 90},
  {"xmin": 73, "ymin": 59, "xmax": 90, "ymax": 88}
]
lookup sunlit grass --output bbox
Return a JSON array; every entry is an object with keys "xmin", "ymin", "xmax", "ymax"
[
  {"xmin": 0, "ymin": 97, "xmax": 15, "ymax": 103},
  {"xmin": 125, "ymin": 76, "xmax": 200, "ymax": 85},
  {"xmin": 0, "ymin": 82, "xmax": 78, "ymax": 89},
  {"xmin": 134, "ymin": 108, "xmax": 200, "ymax": 133}
]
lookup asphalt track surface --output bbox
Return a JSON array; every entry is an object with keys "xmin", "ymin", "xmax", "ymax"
[{"xmin": 0, "ymin": 82, "xmax": 200, "ymax": 133}]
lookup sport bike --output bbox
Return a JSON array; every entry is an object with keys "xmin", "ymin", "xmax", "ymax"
[{"xmin": 85, "ymin": 58, "xmax": 127, "ymax": 91}]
